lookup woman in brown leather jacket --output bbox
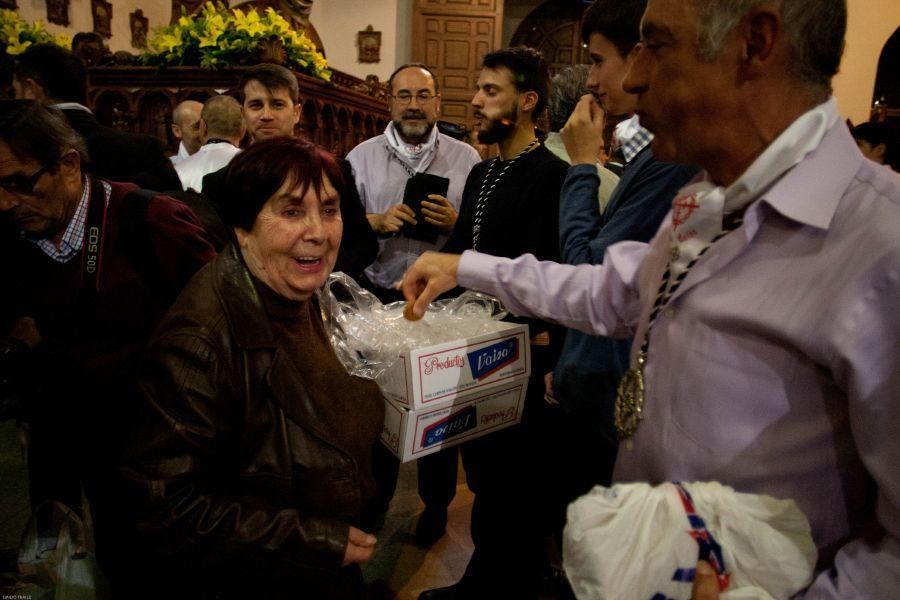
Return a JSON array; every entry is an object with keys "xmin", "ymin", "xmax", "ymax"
[{"xmin": 117, "ymin": 137, "xmax": 386, "ymax": 599}]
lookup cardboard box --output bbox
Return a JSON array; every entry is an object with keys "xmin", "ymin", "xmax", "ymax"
[
  {"xmin": 376, "ymin": 322, "xmax": 530, "ymax": 410},
  {"xmin": 380, "ymin": 376, "xmax": 529, "ymax": 462}
]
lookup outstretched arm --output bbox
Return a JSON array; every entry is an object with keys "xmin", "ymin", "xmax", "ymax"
[{"xmin": 402, "ymin": 242, "xmax": 647, "ymax": 337}]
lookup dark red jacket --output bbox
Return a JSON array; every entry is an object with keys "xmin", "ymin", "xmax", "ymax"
[{"xmin": 12, "ymin": 176, "xmax": 216, "ymax": 420}]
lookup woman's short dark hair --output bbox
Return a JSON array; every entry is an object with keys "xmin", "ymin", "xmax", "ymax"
[
  {"xmin": 481, "ymin": 47, "xmax": 551, "ymax": 119},
  {"xmin": 220, "ymin": 136, "xmax": 345, "ymax": 231},
  {"xmin": 0, "ymin": 99, "xmax": 89, "ymax": 168}
]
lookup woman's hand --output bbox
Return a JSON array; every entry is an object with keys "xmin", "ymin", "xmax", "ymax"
[{"xmin": 342, "ymin": 526, "xmax": 377, "ymax": 566}]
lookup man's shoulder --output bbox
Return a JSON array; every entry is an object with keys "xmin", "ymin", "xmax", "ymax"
[
  {"xmin": 530, "ymin": 144, "xmax": 571, "ymax": 177},
  {"xmin": 627, "ymin": 148, "xmax": 699, "ymax": 188},
  {"xmin": 346, "ymin": 134, "xmax": 388, "ymax": 161},
  {"xmin": 436, "ymin": 133, "xmax": 480, "ymax": 159}
]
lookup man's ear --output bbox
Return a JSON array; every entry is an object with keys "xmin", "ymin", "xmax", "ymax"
[
  {"xmin": 16, "ymin": 77, "xmax": 46, "ymax": 102},
  {"xmin": 57, "ymin": 149, "xmax": 82, "ymax": 185},
  {"xmin": 740, "ymin": 4, "xmax": 781, "ymax": 79},
  {"xmin": 234, "ymin": 226, "xmax": 249, "ymax": 248},
  {"xmin": 519, "ymin": 90, "xmax": 539, "ymax": 115},
  {"xmin": 292, "ymin": 102, "xmax": 301, "ymax": 127},
  {"xmin": 872, "ymin": 143, "xmax": 887, "ymax": 162},
  {"xmin": 171, "ymin": 123, "xmax": 183, "ymax": 140},
  {"xmin": 199, "ymin": 118, "xmax": 209, "ymax": 144}
]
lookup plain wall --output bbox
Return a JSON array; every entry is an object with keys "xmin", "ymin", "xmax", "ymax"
[
  {"xmin": 310, "ymin": 0, "xmax": 414, "ymax": 81},
  {"xmin": 833, "ymin": 0, "xmax": 900, "ymax": 124}
]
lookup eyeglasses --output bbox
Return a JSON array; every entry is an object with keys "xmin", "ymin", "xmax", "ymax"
[
  {"xmin": 0, "ymin": 164, "xmax": 52, "ymax": 196},
  {"xmin": 390, "ymin": 91, "xmax": 437, "ymax": 105}
]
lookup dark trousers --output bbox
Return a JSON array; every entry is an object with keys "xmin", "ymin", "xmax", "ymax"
[
  {"xmin": 369, "ymin": 444, "xmax": 459, "ymax": 515},
  {"xmin": 362, "ymin": 276, "xmax": 460, "ymax": 518},
  {"xmin": 454, "ymin": 362, "xmax": 557, "ymax": 600},
  {"xmin": 25, "ymin": 387, "xmax": 123, "ymax": 572}
]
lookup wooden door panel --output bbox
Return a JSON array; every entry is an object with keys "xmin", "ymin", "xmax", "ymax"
[{"xmin": 414, "ymin": 0, "xmax": 503, "ymax": 130}]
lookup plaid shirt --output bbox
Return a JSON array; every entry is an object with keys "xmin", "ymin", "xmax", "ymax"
[
  {"xmin": 32, "ymin": 177, "xmax": 111, "ymax": 263},
  {"xmin": 615, "ymin": 115, "xmax": 654, "ymax": 164}
]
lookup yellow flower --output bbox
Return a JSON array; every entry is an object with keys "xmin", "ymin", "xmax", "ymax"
[
  {"xmin": 152, "ymin": 32, "xmax": 183, "ymax": 54},
  {"xmin": 5, "ymin": 39, "xmax": 31, "ymax": 55}
]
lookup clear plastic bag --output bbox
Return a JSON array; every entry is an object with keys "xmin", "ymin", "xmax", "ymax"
[{"xmin": 319, "ymin": 272, "xmax": 508, "ymax": 379}]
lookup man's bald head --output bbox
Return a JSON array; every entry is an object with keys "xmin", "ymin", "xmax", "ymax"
[
  {"xmin": 172, "ymin": 100, "xmax": 203, "ymax": 155},
  {"xmin": 200, "ymin": 95, "xmax": 245, "ymax": 145}
]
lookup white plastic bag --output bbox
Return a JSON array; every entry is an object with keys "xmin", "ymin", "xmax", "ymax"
[
  {"xmin": 319, "ymin": 272, "xmax": 508, "ymax": 379},
  {"xmin": 563, "ymin": 482, "xmax": 817, "ymax": 600}
]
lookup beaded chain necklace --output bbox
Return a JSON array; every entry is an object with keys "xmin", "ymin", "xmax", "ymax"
[
  {"xmin": 615, "ymin": 208, "xmax": 747, "ymax": 441},
  {"xmin": 471, "ymin": 137, "xmax": 540, "ymax": 251}
]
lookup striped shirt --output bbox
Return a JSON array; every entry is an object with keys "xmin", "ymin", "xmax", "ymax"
[
  {"xmin": 615, "ymin": 115, "xmax": 654, "ymax": 164},
  {"xmin": 32, "ymin": 177, "xmax": 111, "ymax": 263}
]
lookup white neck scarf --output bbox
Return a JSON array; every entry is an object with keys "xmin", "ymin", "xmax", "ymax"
[
  {"xmin": 384, "ymin": 121, "xmax": 440, "ymax": 174},
  {"xmin": 668, "ymin": 98, "xmax": 838, "ymax": 280}
]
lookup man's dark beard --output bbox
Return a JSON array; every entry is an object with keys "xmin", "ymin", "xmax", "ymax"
[
  {"xmin": 475, "ymin": 107, "xmax": 517, "ymax": 145},
  {"xmin": 395, "ymin": 110, "xmax": 434, "ymax": 144}
]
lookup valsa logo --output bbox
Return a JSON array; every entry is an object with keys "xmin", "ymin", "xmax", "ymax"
[
  {"xmin": 421, "ymin": 405, "xmax": 477, "ymax": 448},
  {"xmin": 467, "ymin": 338, "xmax": 519, "ymax": 381}
]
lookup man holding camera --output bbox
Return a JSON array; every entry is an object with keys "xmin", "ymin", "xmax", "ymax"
[{"xmin": 0, "ymin": 100, "xmax": 215, "ymax": 562}]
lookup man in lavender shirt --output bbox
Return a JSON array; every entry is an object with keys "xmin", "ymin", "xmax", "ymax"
[{"xmin": 401, "ymin": 1, "xmax": 900, "ymax": 597}]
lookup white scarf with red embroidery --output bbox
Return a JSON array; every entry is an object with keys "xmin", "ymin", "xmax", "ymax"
[{"xmin": 668, "ymin": 98, "xmax": 838, "ymax": 280}]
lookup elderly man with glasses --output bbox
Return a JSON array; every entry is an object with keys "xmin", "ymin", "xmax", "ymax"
[
  {"xmin": 345, "ymin": 63, "xmax": 480, "ymax": 547},
  {"xmin": 0, "ymin": 100, "xmax": 215, "ymax": 573}
]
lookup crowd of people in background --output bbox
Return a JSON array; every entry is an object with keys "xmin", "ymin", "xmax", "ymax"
[{"xmin": 1, "ymin": 0, "xmax": 898, "ymax": 599}]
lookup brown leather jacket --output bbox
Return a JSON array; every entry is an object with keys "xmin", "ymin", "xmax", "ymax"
[{"xmin": 118, "ymin": 244, "xmax": 384, "ymax": 598}]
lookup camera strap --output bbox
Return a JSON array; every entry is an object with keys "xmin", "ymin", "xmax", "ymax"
[{"xmin": 78, "ymin": 178, "xmax": 109, "ymax": 307}]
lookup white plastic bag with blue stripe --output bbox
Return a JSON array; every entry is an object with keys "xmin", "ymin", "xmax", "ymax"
[{"xmin": 563, "ymin": 481, "xmax": 817, "ymax": 600}]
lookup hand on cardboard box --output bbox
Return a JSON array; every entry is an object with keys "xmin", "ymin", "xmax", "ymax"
[{"xmin": 399, "ymin": 251, "xmax": 461, "ymax": 319}]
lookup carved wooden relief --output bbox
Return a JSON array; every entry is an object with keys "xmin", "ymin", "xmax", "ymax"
[
  {"xmin": 130, "ymin": 9, "xmax": 149, "ymax": 49},
  {"xmin": 46, "ymin": 0, "xmax": 70, "ymax": 26},
  {"xmin": 357, "ymin": 25, "xmax": 381, "ymax": 63},
  {"xmin": 170, "ymin": 0, "xmax": 206, "ymax": 24},
  {"xmin": 91, "ymin": 0, "xmax": 113, "ymax": 38}
]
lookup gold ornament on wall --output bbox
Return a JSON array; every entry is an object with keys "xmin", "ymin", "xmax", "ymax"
[{"xmin": 357, "ymin": 25, "xmax": 381, "ymax": 64}]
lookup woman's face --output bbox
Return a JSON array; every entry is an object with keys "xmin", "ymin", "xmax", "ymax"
[{"xmin": 236, "ymin": 173, "xmax": 342, "ymax": 301}]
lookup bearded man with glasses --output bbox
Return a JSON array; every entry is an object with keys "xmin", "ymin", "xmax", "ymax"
[{"xmin": 346, "ymin": 63, "xmax": 480, "ymax": 547}]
